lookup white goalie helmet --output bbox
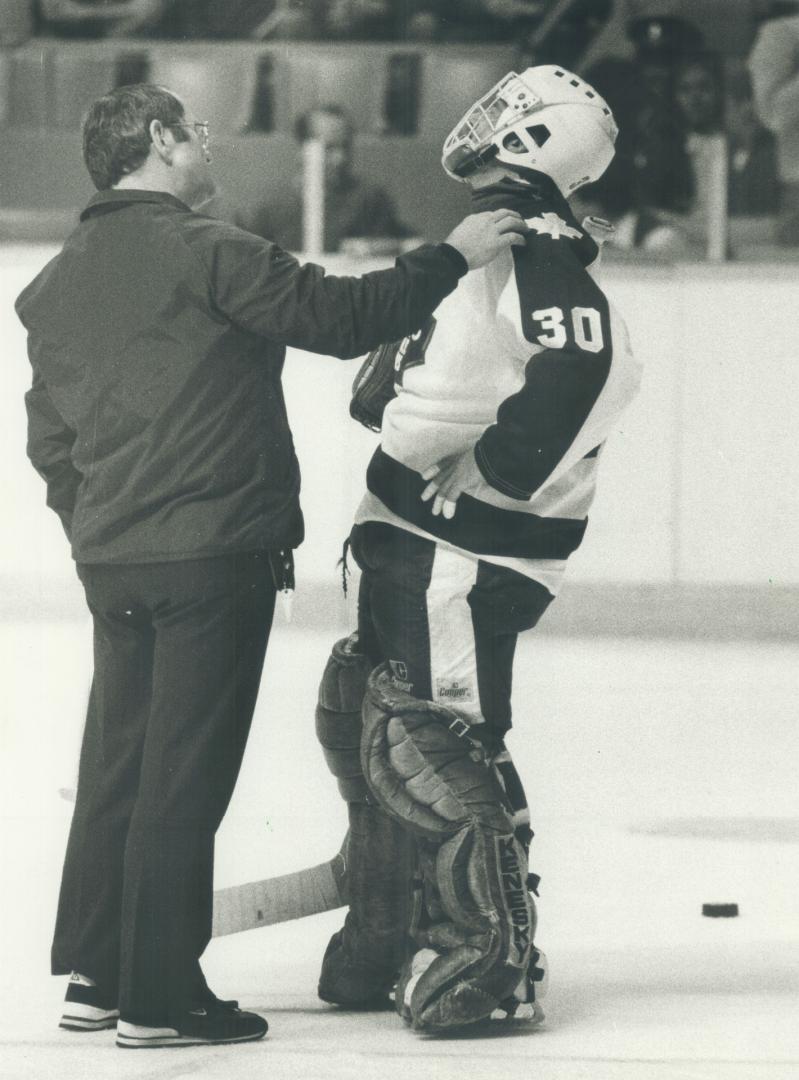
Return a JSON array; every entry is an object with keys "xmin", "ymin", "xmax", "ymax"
[{"xmin": 441, "ymin": 65, "xmax": 618, "ymax": 195}]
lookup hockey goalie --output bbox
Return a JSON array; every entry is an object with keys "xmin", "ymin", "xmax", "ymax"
[{"xmin": 317, "ymin": 65, "xmax": 642, "ymax": 1033}]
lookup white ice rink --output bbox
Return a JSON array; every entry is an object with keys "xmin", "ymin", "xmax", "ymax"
[{"xmin": 1, "ymin": 614, "xmax": 797, "ymax": 1080}]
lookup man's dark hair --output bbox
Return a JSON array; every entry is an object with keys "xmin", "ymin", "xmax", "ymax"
[
  {"xmin": 82, "ymin": 84, "xmax": 188, "ymax": 191},
  {"xmin": 293, "ymin": 104, "xmax": 354, "ymax": 144}
]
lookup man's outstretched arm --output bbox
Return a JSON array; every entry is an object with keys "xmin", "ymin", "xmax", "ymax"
[{"xmin": 200, "ymin": 210, "xmax": 528, "ymax": 360}]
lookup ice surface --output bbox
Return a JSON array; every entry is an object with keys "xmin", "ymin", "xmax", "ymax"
[{"xmin": 1, "ymin": 620, "xmax": 797, "ymax": 1080}]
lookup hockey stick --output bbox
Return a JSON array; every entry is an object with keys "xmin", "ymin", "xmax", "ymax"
[
  {"xmin": 59, "ymin": 690, "xmax": 348, "ymax": 934},
  {"xmin": 211, "ymin": 833, "xmax": 349, "ymax": 936},
  {"xmin": 62, "ymin": 776, "xmax": 349, "ymax": 932}
]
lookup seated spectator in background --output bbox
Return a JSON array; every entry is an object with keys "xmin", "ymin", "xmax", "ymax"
[
  {"xmin": 748, "ymin": 1, "xmax": 799, "ymax": 243},
  {"xmin": 243, "ymin": 104, "xmax": 418, "ymax": 253},
  {"xmin": 585, "ymin": 53, "xmax": 694, "ymax": 217},
  {"xmin": 38, "ymin": 0, "xmax": 172, "ymax": 37},
  {"xmin": 570, "ymin": 154, "xmax": 698, "ymax": 257},
  {"xmin": 626, "ymin": 10, "xmax": 705, "ymax": 100},
  {"xmin": 622, "ymin": 14, "xmax": 703, "ymax": 213},
  {"xmin": 674, "ymin": 52, "xmax": 724, "ymax": 136},
  {"xmin": 726, "ymin": 67, "xmax": 779, "ymax": 217},
  {"xmin": 671, "ymin": 50, "xmax": 726, "ymax": 243}
]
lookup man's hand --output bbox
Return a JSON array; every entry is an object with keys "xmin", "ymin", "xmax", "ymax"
[
  {"xmin": 420, "ymin": 450, "xmax": 480, "ymax": 518},
  {"xmin": 445, "ymin": 211, "xmax": 528, "ymax": 270}
]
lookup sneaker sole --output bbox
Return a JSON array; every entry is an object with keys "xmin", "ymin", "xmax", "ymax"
[
  {"xmin": 60, "ymin": 1005, "xmax": 120, "ymax": 1031},
  {"xmin": 60, "ymin": 1016, "xmax": 119, "ymax": 1031},
  {"xmin": 116, "ymin": 1021, "xmax": 267, "ymax": 1049},
  {"xmin": 116, "ymin": 1030, "xmax": 266, "ymax": 1048}
]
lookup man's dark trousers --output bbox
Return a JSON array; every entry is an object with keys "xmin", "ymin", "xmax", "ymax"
[{"xmin": 51, "ymin": 552, "xmax": 276, "ymax": 1024}]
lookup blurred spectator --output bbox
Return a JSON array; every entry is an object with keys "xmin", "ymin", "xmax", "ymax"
[
  {"xmin": 726, "ymin": 67, "xmax": 779, "ymax": 217},
  {"xmin": 570, "ymin": 144, "xmax": 698, "ymax": 257},
  {"xmin": 674, "ymin": 52, "xmax": 724, "ymax": 136},
  {"xmin": 626, "ymin": 11, "xmax": 705, "ymax": 100},
  {"xmin": 672, "ymin": 51, "xmax": 727, "ymax": 247},
  {"xmin": 748, "ymin": 2, "xmax": 799, "ymax": 243},
  {"xmin": 243, "ymin": 104, "xmax": 417, "ymax": 252},
  {"xmin": 587, "ymin": 14, "xmax": 701, "ymax": 216},
  {"xmin": 585, "ymin": 54, "xmax": 694, "ymax": 216},
  {"xmin": 38, "ymin": 0, "xmax": 172, "ymax": 37}
]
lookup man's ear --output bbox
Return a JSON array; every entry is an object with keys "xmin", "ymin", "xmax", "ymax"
[{"xmin": 149, "ymin": 118, "xmax": 174, "ymax": 164}]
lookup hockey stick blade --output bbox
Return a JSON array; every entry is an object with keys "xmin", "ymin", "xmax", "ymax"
[{"xmin": 212, "ymin": 834, "xmax": 349, "ymax": 936}]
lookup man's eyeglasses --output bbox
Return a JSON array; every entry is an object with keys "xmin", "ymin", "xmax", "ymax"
[{"xmin": 170, "ymin": 120, "xmax": 210, "ymax": 152}]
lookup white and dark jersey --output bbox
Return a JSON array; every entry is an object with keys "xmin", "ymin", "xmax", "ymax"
[{"xmin": 355, "ymin": 176, "xmax": 642, "ymax": 593}]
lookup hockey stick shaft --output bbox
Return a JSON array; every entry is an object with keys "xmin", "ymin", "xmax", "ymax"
[
  {"xmin": 212, "ymin": 837, "xmax": 349, "ymax": 936},
  {"xmin": 60, "ymin": 680, "xmax": 349, "ymax": 935}
]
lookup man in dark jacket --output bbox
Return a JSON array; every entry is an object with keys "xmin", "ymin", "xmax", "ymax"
[{"xmin": 15, "ymin": 82, "xmax": 525, "ymax": 1050}]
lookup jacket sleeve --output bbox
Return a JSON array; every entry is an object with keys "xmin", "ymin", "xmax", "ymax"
[
  {"xmin": 200, "ymin": 223, "xmax": 467, "ymax": 359},
  {"xmin": 24, "ymin": 370, "xmax": 82, "ymax": 540},
  {"xmin": 474, "ymin": 223, "xmax": 613, "ymax": 500}
]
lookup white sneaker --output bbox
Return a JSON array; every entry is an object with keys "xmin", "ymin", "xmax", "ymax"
[{"xmin": 60, "ymin": 972, "xmax": 119, "ymax": 1031}]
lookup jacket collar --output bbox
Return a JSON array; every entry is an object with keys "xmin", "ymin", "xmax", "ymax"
[
  {"xmin": 80, "ymin": 188, "xmax": 191, "ymax": 221},
  {"xmin": 469, "ymin": 173, "xmax": 566, "ymax": 216}
]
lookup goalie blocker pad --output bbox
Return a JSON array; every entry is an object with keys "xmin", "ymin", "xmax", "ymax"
[
  {"xmin": 316, "ymin": 634, "xmax": 372, "ymax": 803},
  {"xmin": 361, "ymin": 666, "xmax": 537, "ymax": 1031}
]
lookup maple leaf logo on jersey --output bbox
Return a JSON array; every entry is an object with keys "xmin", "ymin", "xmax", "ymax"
[{"xmin": 526, "ymin": 212, "xmax": 582, "ymax": 241}]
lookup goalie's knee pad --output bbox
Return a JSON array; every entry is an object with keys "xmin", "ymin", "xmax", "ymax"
[
  {"xmin": 316, "ymin": 634, "xmax": 371, "ymax": 803},
  {"xmin": 360, "ymin": 666, "xmax": 537, "ymax": 1031}
]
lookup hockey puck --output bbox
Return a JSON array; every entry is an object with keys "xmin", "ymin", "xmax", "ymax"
[{"xmin": 702, "ymin": 903, "xmax": 739, "ymax": 917}]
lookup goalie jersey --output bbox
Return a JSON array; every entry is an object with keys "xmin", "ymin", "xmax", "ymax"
[{"xmin": 354, "ymin": 177, "xmax": 642, "ymax": 595}]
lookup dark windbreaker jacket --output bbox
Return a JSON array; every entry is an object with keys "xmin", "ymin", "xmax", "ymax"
[{"xmin": 15, "ymin": 189, "xmax": 466, "ymax": 564}]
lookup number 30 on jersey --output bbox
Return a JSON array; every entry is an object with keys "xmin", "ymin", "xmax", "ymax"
[{"xmin": 531, "ymin": 305, "xmax": 604, "ymax": 354}]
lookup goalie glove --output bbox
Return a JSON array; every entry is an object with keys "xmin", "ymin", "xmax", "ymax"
[
  {"xmin": 349, "ymin": 316, "xmax": 437, "ymax": 431},
  {"xmin": 349, "ymin": 340, "xmax": 401, "ymax": 432}
]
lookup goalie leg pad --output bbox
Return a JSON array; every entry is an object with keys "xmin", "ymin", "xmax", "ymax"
[
  {"xmin": 316, "ymin": 634, "xmax": 372, "ymax": 803},
  {"xmin": 361, "ymin": 665, "xmax": 513, "ymax": 840},
  {"xmin": 317, "ymin": 646, "xmax": 417, "ymax": 1006},
  {"xmin": 360, "ymin": 666, "xmax": 536, "ymax": 1030},
  {"xmin": 318, "ymin": 802, "xmax": 416, "ymax": 1007}
]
